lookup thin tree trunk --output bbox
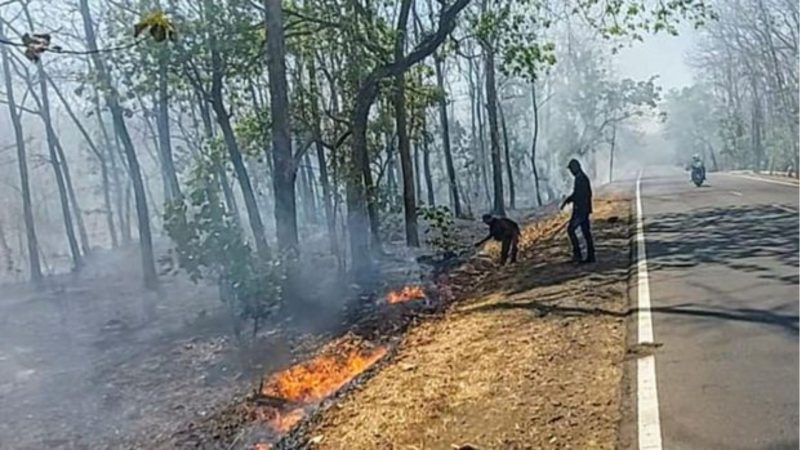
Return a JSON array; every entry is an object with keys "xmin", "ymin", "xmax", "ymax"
[
  {"xmin": 265, "ymin": 0, "xmax": 299, "ymax": 257},
  {"xmin": 386, "ymin": 132, "xmax": 398, "ymax": 205},
  {"xmin": 297, "ymin": 146, "xmax": 313, "ymax": 223},
  {"xmin": 362, "ymin": 152, "xmax": 382, "ymax": 251},
  {"xmin": 197, "ymin": 91, "xmax": 241, "ymax": 225},
  {"xmin": 307, "ymin": 61, "xmax": 338, "ymax": 256},
  {"xmin": 54, "ymin": 140, "xmax": 90, "ymax": 256},
  {"xmin": 422, "ymin": 124, "xmax": 435, "ymax": 206},
  {"xmin": 213, "ymin": 98, "xmax": 271, "ymax": 257},
  {"xmin": 481, "ymin": 30, "xmax": 505, "ymax": 215},
  {"xmin": 0, "ymin": 24, "xmax": 42, "ymax": 283},
  {"xmin": 530, "ymin": 82, "xmax": 543, "ymax": 207},
  {"xmin": 124, "ymin": 180, "xmax": 133, "ymax": 237},
  {"xmin": 0, "ymin": 219, "xmax": 14, "ymax": 275},
  {"xmin": 498, "ymin": 101, "xmax": 515, "ymax": 209},
  {"xmin": 434, "ymin": 53, "xmax": 461, "ymax": 217},
  {"xmin": 21, "ymin": 63, "xmax": 82, "ymax": 269},
  {"xmin": 97, "ymin": 102, "xmax": 129, "ymax": 245},
  {"xmin": 203, "ymin": 0, "xmax": 269, "ymax": 258},
  {"xmin": 80, "ymin": 0, "xmax": 157, "ymax": 288},
  {"xmin": 302, "ymin": 152, "xmax": 318, "ymax": 222},
  {"xmin": 413, "ymin": 144, "xmax": 422, "ymax": 204},
  {"xmin": 47, "ymin": 74, "xmax": 117, "ymax": 248},
  {"xmin": 19, "ymin": 3, "xmax": 90, "ymax": 256},
  {"xmin": 157, "ymin": 47, "xmax": 181, "ymax": 201},
  {"xmin": 471, "ymin": 57, "xmax": 491, "ymax": 206},
  {"xmin": 608, "ymin": 123, "xmax": 616, "ymax": 183},
  {"xmin": 393, "ymin": 0, "xmax": 418, "ymax": 247}
]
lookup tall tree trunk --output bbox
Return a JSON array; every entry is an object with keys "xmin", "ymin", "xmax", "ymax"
[
  {"xmin": 362, "ymin": 151, "xmax": 382, "ymax": 251},
  {"xmin": 79, "ymin": 0, "xmax": 157, "ymax": 288},
  {"xmin": 213, "ymin": 97, "xmax": 271, "ymax": 257},
  {"xmin": 706, "ymin": 142, "xmax": 719, "ymax": 172},
  {"xmin": 530, "ymin": 82, "xmax": 543, "ymax": 207},
  {"xmin": 204, "ymin": 1, "xmax": 269, "ymax": 258},
  {"xmin": 196, "ymin": 90, "xmax": 241, "ymax": 225},
  {"xmin": 471, "ymin": 57, "xmax": 491, "ymax": 206},
  {"xmin": 54, "ymin": 141, "xmax": 90, "ymax": 255},
  {"xmin": 47, "ymin": 141, "xmax": 82, "ymax": 270},
  {"xmin": 265, "ymin": 0, "xmax": 299, "ymax": 257},
  {"xmin": 16, "ymin": 60, "xmax": 83, "ymax": 269},
  {"xmin": 422, "ymin": 124, "xmax": 435, "ymax": 206},
  {"xmin": 157, "ymin": 47, "xmax": 181, "ymax": 201},
  {"xmin": 124, "ymin": 180, "xmax": 133, "ymax": 237},
  {"xmin": 386, "ymin": 133, "xmax": 398, "ymax": 204},
  {"xmin": 348, "ymin": 88, "xmax": 375, "ymax": 276},
  {"xmin": 307, "ymin": 61, "xmax": 338, "ymax": 256},
  {"xmin": 608, "ymin": 123, "xmax": 616, "ymax": 183},
  {"xmin": 498, "ymin": 101, "xmax": 515, "ymax": 209},
  {"xmin": 413, "ymin": 144, "xmax": 422, "ymax": 203},
  {"xmin": 434, "ymin": 53, "xmax": 461, "ymax": 217},
  {"xmin": 98, "ymin": 102, "xmax": 129, "ymax": 245},
  {"xmin": 297, "ymin": 146, "xmax": 313, "ymax": 223},
  {"xmin": 482, "ymin": 35, "xmax": 505, "ymax": 215},
  {"xmin": 347, "ymin": 0, "xmax": 470, "ymax": 274},
  {"xmin": 393, "ymin": 0, "xmax": 418, "ymax": 247},
  {"xmin": 20, "ymin": 2, "xmax": 90, "ymax": 256},
  {"xmin": 0, "ymin": 24, "xmax": 42, "ymax": 284},
  {"xmin": 0, "ymin": 219, "xmax": 14, "ymax": 275},
  {"xmin": 48, "ymin": 74, "xmax": 117, "ymax": 248},
  {"xmin": 302, "ymin": 152, "xmax": 318, "ymax": 223}
]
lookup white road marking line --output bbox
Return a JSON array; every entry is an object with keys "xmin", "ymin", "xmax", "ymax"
[
  {"xmin": 734, "ymin": 173, "xmax": 800, "ymax": 188},
  {"xmin": 636, "ymin": 171, "xmax": 663, "ymax": 450},
  {"xmin": 729, "ymin": 191, "xmax": 743, "ymax": 197},
  {"xmin": 772, "ymin": 204, "xmax": 798, "ymax": 214}
]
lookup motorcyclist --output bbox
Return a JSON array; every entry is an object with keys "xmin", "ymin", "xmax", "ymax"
[{"xmin": 691, "ymin": 154, "xmax": 706, "ymax": 179}]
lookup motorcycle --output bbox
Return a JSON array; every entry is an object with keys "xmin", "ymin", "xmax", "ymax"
[{"xmin": 691, "ymin": 165, "xmax": 705, "ymax": 187}]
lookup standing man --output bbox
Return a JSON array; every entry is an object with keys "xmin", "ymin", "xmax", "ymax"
[{"xmin": 561, "ymin": 159, "xmax": 595, "ymax": 264}]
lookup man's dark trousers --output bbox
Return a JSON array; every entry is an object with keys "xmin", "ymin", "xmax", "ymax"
[{"xmin": 567, "ymin": 213, "xmax": 595, "ymax": 262}]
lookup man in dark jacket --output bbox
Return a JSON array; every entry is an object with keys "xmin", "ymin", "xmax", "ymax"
[
  {"xmin": 560, "ymin": 159, "xmax": 595, "ymax": 263},
  {"xmin": 475, "ymin": 214, "xmax": 520, "ymax": 265}
]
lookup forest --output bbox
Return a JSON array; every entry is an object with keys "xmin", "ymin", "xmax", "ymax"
[
  {"xmin": 0, "ymin": 0, "xmax": 797, "ymax": 448},
  {"xmin": 0, "ymin": 0, "xmax": 795, "ymax": 328}
]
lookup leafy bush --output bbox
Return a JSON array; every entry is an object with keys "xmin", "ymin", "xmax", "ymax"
[
  {"xmin": 418, "ymin": 205, "xmax": 459, "ymax": 255},
  {"xmin": 163, "ymin": 151, "xmax": 284, "ymax": 338}
]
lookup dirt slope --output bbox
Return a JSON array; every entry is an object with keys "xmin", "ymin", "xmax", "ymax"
[{"xmin": 302, "ymin": 197, "xmax": 633, "ymax": 450}]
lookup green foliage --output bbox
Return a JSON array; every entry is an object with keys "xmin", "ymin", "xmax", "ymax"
[
  {"xmin": 469, "ymin": 2, "xmax": 556, "ymax": 81},
  {"xmin": 235, "ymin": 108, "xmax": 271, "ymax": 160},
  {"xmin": 418, "ymin": 205, "xmax": 458, "ymax": 255},
  {"xmin": 163, "ymin": 150, "xmax": 284, "ymax": 335}
]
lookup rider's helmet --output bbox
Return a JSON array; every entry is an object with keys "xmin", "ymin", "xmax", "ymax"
[{"xmin": 692, "ymin": 154, "xmax": 700, "ymax": 161}]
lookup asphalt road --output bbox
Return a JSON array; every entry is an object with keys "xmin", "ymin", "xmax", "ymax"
[{"xmin": 639, "ymin": 168, "xmax": 799, "ymax": 450}]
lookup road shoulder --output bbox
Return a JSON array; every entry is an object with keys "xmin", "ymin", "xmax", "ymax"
[{"xmin": 294, "ymin": 197, "xmax": 634, "ymax": 449}]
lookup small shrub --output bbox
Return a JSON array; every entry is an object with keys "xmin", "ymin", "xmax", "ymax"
[
  {"xmin": 163, "ymin": 151, "xmax": 284, "ymax": 339},
  {"xmin": 417, "ymin": 205, "xmax": 459, "ymax": 255}
]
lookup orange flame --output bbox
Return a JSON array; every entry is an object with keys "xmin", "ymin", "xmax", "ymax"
[
  {"xmin": 386, "ymin": 286, "xmax": 426, "ymax": 304},
  {"xmin": 262, "ymin": 346, "xmax": 388, "ymax": 405},
  {"xmin": 268, "ymin": 407, "xmax": 305, "ymax": 433}
]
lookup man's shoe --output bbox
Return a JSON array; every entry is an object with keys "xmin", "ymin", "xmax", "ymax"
[{"xmin": 580, "ymin": 257, "xmax": 596, "ymax": 265}]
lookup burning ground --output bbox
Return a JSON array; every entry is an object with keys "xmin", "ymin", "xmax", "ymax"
[
  {"xmin": 299, "ymin": 197, "xmax": 632, "ymax": 449},
  {"xmin": 172, "ymin": 195, "xmax": 633, "ymax": 449}
]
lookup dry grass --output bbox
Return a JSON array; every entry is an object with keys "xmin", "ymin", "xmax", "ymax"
[{"xmin": 304, "ymin": 197, "xmax": 633, "ymax": 450}]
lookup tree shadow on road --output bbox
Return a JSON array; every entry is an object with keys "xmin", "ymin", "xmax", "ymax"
[
  {"xmin": 644, "ymin": 204, "xmax": 799, "ymax": 286},
  {"xmin": 465, "ymin": 203, "xmax": 799, "ymax": 337},
  {"xmin": 468, "ymin": 299, "xmax": 799, "ymax": 336}
]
